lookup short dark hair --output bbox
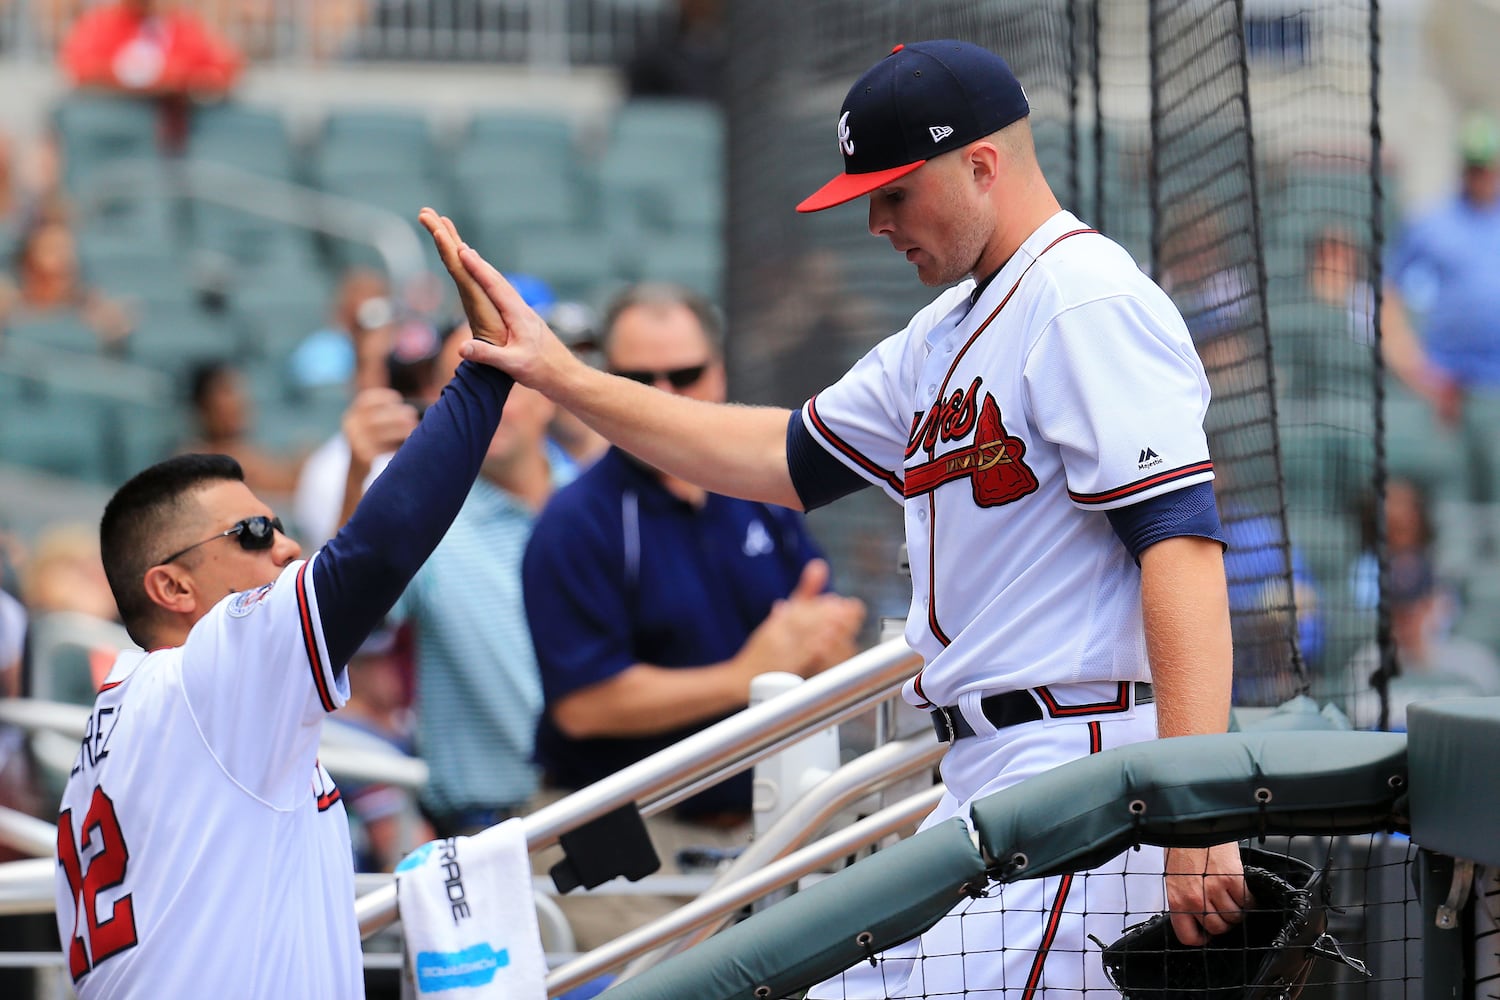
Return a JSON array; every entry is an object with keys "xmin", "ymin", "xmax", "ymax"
[
  {"xmin": 600, "ymin": 282, "xmax": 723, "ymax": 359},
  {"xmin": 101, "ymin": 454, "xmax": 245, "ymax": 646}
]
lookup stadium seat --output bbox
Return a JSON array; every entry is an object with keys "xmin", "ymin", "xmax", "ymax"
[
  {"xmin": 78, "ymin": 241, "xmax": 196, "ymax": 306},
  {"xmin": 76, "ymin": 176, "xmax": 181, "ymax": 246},
  {"xmin": 0, "ymin": 392, "xmax": 112, "ymax": 481},
  {"xmin": 1454, "ymin": 564, "xmax": 1500, "ymax": 655},
  {"xmin": 1276, "ymin": 420, "xmax": 1348, "ymax": 514},
  {"xmin": 233, "ymin": 276, "xmax": 335, "ymax": 364},
  {"xmin": 187, "ymin": 103, "xmax": 299, "ymax": 180},
  {"xmin": 127, "ymin": 301, "xmax": 243, "ymax": 378},
  {"xmin": 1266, "ymin": 299, "xmax": 1371, "ymax": 401},
  {"xmin": 4, "ymin": 313, "xmax": 105, "ymax": 355},
  {"xmin": 318, "ymin": 172, "xmax": 445, "ymax": 271},
  {"xmin": 1384, "ymin": 386, "xmax": 1466, "ymax": 503},
  {"xmin": 463, "ymin": 110, "xmax": 576, "ymax": 160},
  {"xmin": 508, "ymin": 226, "xmax": 622, "ymax": 304},
  {"xmin": 458, "ymin": 163, "xmax": 583, "ymax": 242},
  {"xmin": 608, "ymin": 99, "xmax": 724, "ymax": 156},
  {"xmin": 628, "ymin": 232, "xmax": 724, "ymax": 300},
  {"xmin": 53, "ymin": 94, "xmax": 163, "ymax": 192},
  {"xmin": 189, "ymin": 201, "xmax": 323, "ymax": 275},
  {"xmin": 314, "ymin": 108, "xmax": 438, "ymax": 183}
]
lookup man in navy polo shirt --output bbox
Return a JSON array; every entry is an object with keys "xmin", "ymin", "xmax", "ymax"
[{"xmin": 522, "ymin": 282, "xmax": 866, "ymax": 947}]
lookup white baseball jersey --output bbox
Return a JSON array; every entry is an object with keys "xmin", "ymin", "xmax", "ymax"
[
  {"xmin": 54, "ymin": 556, "xmax": 362, "ymax": 999},
  {"xmin": 802, "ymin": 210, "xmax": 1214, "ymax": 710}
]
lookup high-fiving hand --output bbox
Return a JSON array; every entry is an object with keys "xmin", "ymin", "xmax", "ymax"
[{"xmin": 418, "ymin": 207, "xmax": 580, "ymax": 394}]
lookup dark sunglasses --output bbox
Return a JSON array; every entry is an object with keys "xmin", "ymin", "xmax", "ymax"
[
  {"xmin": 610, "ymin": 363, "xmax": 710, "ymax": 390},
  {"xmin": 160, "ymin": 516, "xmax": 284, "ymax": 565}
]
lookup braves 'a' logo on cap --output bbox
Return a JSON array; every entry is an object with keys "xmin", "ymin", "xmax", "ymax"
[{"xmin": 838, "ymin": 111, "xmax": 855, "ymax": 157}]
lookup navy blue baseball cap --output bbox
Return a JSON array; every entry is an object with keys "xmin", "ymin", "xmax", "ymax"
[{"xmin": 798, "ymin": 40, "xmax": 1030, "ymax": 213}]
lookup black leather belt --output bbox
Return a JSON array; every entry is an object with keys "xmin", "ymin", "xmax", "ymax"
[{"xmin": 930, "ymin": 682, "xmax": 1154, "ymax": 742}]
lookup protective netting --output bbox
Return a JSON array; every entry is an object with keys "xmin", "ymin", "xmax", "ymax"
[
  {"xmin": 808, "ymin": 835, "xmax": 1417, "ymax": 1000},
  {"xmin": 723, "ymin": 0, "xmax": 1385, "ymax": 716}
]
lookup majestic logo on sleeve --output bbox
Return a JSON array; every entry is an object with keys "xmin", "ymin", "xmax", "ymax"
[
  {"xmin": 838, "ymin": 111, "xmax": 855, "ymax": 157},
  {"xmin": 903, "ymin": 377, "xmax": 1038, "ymax": 506}
]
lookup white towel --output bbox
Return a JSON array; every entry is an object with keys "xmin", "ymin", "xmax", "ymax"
[{"xmin": 395, "ymin": 819, "xmax": 547, "ymax": 998}]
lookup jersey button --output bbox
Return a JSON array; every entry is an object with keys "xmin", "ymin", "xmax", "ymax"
[
  {"xmin": 927, "ymin": 383, "xmax": 937, "ymax": 394},
  {"xmin": 917, "ymin": 509, "xmax": 927, "ymax": 521}
]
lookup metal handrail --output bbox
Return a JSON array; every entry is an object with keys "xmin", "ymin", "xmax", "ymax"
[
  {"xmin": 355, "ymin": 638, "xmax": 923, "ymax": 938},
  {"xmin": 0, "ymin": 858, "xmax": 55, "ymax": 918},
  {"xmin": 546, "ymin": 785, "xmax": 946, "ymax": 997},
  {"xmin": 78, "ymin": 159, "xmax": 428, "ymax": 292},
  {"xmin": 607, "ymin": 733, "xmax": 944, "ymax": 986},
  {"xmin": 0, "ymin": 697, "xmax": 431, "ymax": 791},
  {"xmin": 0, "ymin": 806, "xmax": 55, "ymax": 858}
]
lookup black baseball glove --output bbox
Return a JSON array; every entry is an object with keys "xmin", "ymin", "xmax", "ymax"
[{"xmin": 1096, "ymin": 846, "xmax": 1369, "ymax": 1000}]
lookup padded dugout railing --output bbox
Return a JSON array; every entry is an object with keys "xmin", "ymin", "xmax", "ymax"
[{"xmin": 598, "ymin": 728, "xmax": 1429, "ymax": 1000}]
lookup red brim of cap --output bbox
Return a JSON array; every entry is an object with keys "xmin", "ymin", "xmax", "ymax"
[{"xmin": 795, "ymin": 160, "xmax": 927, "ymax": 213}]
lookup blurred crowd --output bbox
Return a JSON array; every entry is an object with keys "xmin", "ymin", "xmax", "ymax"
[{"xmin": 2, "ymin": 8, "xmax": 1500, "ymax": 989}]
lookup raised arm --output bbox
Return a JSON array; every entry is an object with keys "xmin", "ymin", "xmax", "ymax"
[{"xmin": 420, "ymin": 210, "xmax": 801, "ymax": 509}]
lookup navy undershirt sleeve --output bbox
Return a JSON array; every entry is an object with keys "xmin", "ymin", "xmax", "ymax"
[
  {"xmin": 1106, "ymin": 481, "xmax": 1227, "ymax": 563},
  {"xmin": 786, "ymin": 408, "xmax": 871, "ymax": 511},
  {"xmin": 312, "ymin": 361, "xmax": 513, "ymax": 670}
]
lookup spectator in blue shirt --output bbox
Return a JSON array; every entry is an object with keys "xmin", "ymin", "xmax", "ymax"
[
  {"xmin": 1384, "ymin": 113, "xmax": 1500, "ymax": 506},
  {"xmin": 522, "ymin": 283, "xmax": 865, "ymax": 947}
]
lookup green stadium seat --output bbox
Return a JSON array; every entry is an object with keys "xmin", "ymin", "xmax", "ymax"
[
  {"xmin": 315, "ymin": 109, "xmax": 437, "ymax": 183},
  {"xmin": 463, "ymin": 111, "xmax": 576, "ymax": 159},
  {"xmin": 186, "ymin": 182, "xmax": 323, "ymax": 274},
  {"xmin": 127, "ymin": 302, "xmax": 242, "ymax": 377},
  {"xmin": 508, "ymin": 226, "xmax": 621, "ymax": 305},
  {"xmin": 113, "ymin": 402, "xmax": 181, "ymax": 481},
  {"xmin": 458, "ymin": 166, "xmax": 583, "ymax": 244},
  {"xmin": 1285, "ymin": 508, "xmax": 1361, "ymax": 595},
  {"xmin": 1276, "ymin": 420, "xmax": 1347, "ymax": 514},
  {"xmin": 0, "ymin": 393, "xmax": 111, "ymax": 482},
  {"xmin": 53, "ymin": 94, "xmax": 163, "ymax": 191},
  {"xmin": 78, "ymin": 242, "xmax": 195, "ymax": 305},
  {"xmin": 318, "ymin": 172, "xmax": 445, "ymax": 271},
  {"xmin": 1267, "ymin": 299, "xmax": 1373, "ymax": 401},
  {"xmin": 76, "ymin": 179, "xmax": 180, "ymax": 246},
  {"xmin": 1458, "ymin": 392, "xmax": 1500, "ymax": 505},
  {"xmin": 1384, "ymin": 386, "xmax": 1466, "ymax": 503},
  {"xmin": 1454, "ymin": 564, "xmax": 1500, "ymax": 656},
  {"xmin": 5, "ymin": 313, "xmax": 105, "ymax": 355},
  {"xmin": 609, "ymin": 99, "xmax": 724, "ymax": 153},
  {"xmin": 187, "ymin": 103, "xmax": 298, "ymax": 180},
  {"xmin": 233, "ymin": 277, "xmax": 335, "ymax": 364},
  {"xmin": 629, "ymin": 233, "xmax": 724, "ymax": 300}
]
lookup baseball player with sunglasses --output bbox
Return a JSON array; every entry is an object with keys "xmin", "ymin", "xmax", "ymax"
[
  {"xmin": 54, "ymin": 219, "xmax": 516, "ymax": 998},
  {"xmin": 427, "ymin": 38, "xmax": 1246, "ymax": 998}
]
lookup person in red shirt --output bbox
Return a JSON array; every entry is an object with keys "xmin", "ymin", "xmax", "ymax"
[{"xmin": 60, "ymin": 0, "xmax": 243, "ymax": 99}]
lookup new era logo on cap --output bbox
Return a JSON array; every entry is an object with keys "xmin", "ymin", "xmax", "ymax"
[{"xmin": 797, "ymin": 40, "xmax": 1031, "ymax": 213}]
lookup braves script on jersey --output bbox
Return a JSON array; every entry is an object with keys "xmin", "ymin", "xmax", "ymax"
[
  {"xmin": 803, "ymin": 210, "xmax": 1214, "ymax": 710},
  {"xmin": 54, "ymin": 557, "xmax": 362, "ymax": 998}
]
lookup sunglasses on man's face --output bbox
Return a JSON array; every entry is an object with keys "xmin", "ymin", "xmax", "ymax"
[
  {"xmin": 610, "ymin": 363, "xmax": 710, "ymax": 390},
  {"xmin": 160, "ymin": 516, "xmax": 284, "ymax": 565}
]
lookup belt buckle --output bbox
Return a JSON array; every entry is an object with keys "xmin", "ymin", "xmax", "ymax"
[{"xmin": 936, "ymin": 705, "xmax": 957, "ymax": 742}]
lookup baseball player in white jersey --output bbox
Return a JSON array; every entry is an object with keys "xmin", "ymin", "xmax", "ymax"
[
  {"xmin": 423, "ymin": 38, "xmax": 1246, "ymax": 998},
  {"xmin": 55, "ymin": 226, "xmax": 518, "ymax": 998}
]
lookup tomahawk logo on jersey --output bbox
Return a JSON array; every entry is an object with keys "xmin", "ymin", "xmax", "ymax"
[
  {"xmin": 54, "ymin": 557, "xmax": 362, "ymax": 998},
  {"xmin": 802, "ymin": 211, "xmax": 1214, "ymax": 709}
]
